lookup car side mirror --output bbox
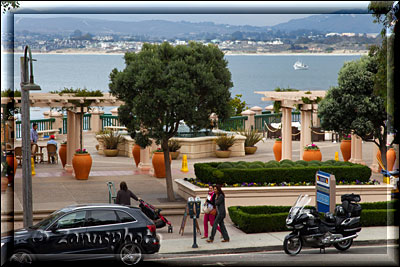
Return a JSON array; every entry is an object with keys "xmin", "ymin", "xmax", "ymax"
[{"xmin": 50, "ymin": 225, "xmax": 59, "ymax": 233}]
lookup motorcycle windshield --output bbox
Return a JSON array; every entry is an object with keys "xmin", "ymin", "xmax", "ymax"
[{"xmin": 289, "ymin": 194, "xmax": 311, "ymax": 218}]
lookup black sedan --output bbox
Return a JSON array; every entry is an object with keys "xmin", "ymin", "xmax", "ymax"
[{"xmin": 1, "ymin": 204, "xmax": 160, "ymax": 266}]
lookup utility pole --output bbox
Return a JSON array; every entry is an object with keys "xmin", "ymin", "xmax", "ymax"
[{"xmin": 20, "ymin": 54, "xmax": 33, "ymax": 227}]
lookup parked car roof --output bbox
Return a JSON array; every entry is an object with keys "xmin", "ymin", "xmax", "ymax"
[{"xmin": 59, "ymin": 204, "xmax": 140, "ymax": 212}]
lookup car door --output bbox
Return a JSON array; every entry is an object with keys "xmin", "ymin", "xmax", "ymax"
[
  {"xmin": 85, "ymin": 209, "xmax": 122, "ymax": 255},
  {"xmin": 44, "ymin": 210, "xmax": 88, "ymax": 259}
]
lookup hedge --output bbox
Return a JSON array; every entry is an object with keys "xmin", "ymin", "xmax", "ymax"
[
  {"xmin": 194, "ymin": 160, "xmax": 372, "ymax": 185},
  {"xmin": 228, "ymin": 200, "xmax": 399, "ymax": 233}
]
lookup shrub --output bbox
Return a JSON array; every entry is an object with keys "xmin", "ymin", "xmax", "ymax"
[
  {"xmin": 102, "ymin": 131, "xmax": 123, "ymax": 149},
  {"xmin": 248, "ymin": 163, "xmax": 264, "ymax": 169},
  {"xmin": 217, "ymin": 162, "xmax": 233, "ymax": 169},
  {"xmin": 240, "ymin": 129, "xmax": 264, "ymax": 147},
  {"xmin": 228, "ymin": 200, "xmax": 399, "ymax": 233},
  {"xmin": 295, "ymin": 160, "xmax": 308, "ymax": 166},
  {"xmin": 280, "ymin": 163, "xmax": 293, "ymax": 168},
  {"xmin": 194, "ymin": 162, "xmax": 372, "ymax": 185},
  {"xmin": 280, "ymin": 159, "xmax": 295, "ymax": 166}
]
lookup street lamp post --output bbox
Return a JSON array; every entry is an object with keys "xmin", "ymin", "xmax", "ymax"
[{"xmin": 20, "ymin": 46, "xmax": 41, "ymax": 227}]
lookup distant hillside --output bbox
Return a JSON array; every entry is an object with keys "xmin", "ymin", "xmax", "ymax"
[
  {"xmin": 271, "ymin": 14, "xmax": 381, "ymax": 33},
  {"xmin": 14, "ymin": 14, "xmax": 381, "ymax": 37},
  {"xmin": 14, "ymin": 17, "xmax": 267, "ymax": 37}
]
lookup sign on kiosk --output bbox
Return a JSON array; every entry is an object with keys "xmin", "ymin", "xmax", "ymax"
[{"xmin": 315, "ymin": 171, "xmax": 336, "ymax": 213}]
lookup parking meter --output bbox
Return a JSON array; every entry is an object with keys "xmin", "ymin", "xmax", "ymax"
[
  {"xmin": 194, "ymin": 197, "xmax": 201, "ymax": 218},
  {"xmin": 187, "ymin": 197, "xmax": 195, "ymax": 218}
]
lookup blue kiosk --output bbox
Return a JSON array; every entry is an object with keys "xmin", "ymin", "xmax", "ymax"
[{"xmin": 315, "ymin": 170, "xmax": 336, "ymax": 213}]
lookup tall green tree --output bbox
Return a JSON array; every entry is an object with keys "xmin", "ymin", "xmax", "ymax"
[
  {"xmin": 318, "ymin": 56, "xmax": 388, "ymax": 165},
  {"xmin": 109, "ymin": 42, "xmax": 233, "ymax": 201}
]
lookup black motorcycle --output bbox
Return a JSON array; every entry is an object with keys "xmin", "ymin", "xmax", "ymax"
[{"xmin": 283, "ymin": 193, "xmax": 362, "ymax": 255}]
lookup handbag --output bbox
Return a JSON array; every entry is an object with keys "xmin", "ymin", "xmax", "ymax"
[
  {"xmin": 209, "ymin": 208, "xmax": 217, "ymax": 216},
  {"xmin": 202, "ymin": 204, "xmax": 212, "ymax": 214}
]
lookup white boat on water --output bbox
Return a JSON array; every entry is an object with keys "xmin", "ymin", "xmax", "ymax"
[{"xmin": 293, "ymin": 60, "xmax": 308, "ymax": 70}]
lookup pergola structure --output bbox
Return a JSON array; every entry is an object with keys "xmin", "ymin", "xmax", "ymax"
[
  {"xmin": 255, "ymin": 90, "xmax": 367, "ymax": 164},
  {"xmin": 1, "ymin": 92, "xmax": 124, "ymax": 172}
]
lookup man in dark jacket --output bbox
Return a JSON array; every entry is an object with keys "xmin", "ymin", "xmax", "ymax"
[{"xmin": 115, "ymin": 181, "xmax": 141, "ymax": 205}]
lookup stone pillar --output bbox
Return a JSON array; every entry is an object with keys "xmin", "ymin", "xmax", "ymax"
[
  {"xmin": 49, "ymin": 111, "xmax": 63, "ymax": 137},
  {"xmin": 241, "ymin": 109, "xmax": 256, "ymax": 130},
  {"xmin": 138, "ymin": 147, "xmax": 152, "ymax": 171},
  {"xmin": 281, "ymin": 107, "xmax": 292, "ymax": 160},
  {"xmin": 350, "ymin": 133, "xmax": 356, "ymax": 162},
  {"xmin": 90, "ymin": 108, "xmax": 105, "ymax": 134},
  {"xmin": 370, "ymin": 140, "xmax": 380, "ymax": 173},
  {"xmin": 110, "ymin": 107, "xmax": 118, "ymax": 116},
  {"xmin": 312, "ymin": 104, "xmax": 321, "ymax": 127},
  {"xmin": 350, "ymin": 134, "xmax": 365, "ymax": 165},
  {"xmin": 250, "ymin": 106, "xmax": 263, "ymax": 115},
  {"xmin": 300, "ymin": 107, "xmax": 312, "ymax": 159},
  {"xmin": 65, "ymin": 110, "xmax": 76, "ymax": 172}
]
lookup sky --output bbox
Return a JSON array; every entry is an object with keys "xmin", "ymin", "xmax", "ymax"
[{"xmin": 9, "ymin": 1, "xmax": 371, "ymax": 27}]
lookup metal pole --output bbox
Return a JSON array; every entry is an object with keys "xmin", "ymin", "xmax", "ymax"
[{"xmin": 20, "ymin": 54, "xmax": 33, "ymax": 227}]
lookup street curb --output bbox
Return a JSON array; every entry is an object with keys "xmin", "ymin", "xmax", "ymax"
[{"xmin": 157, "ymin": 238, "xmax": 398, "ymax": 256}]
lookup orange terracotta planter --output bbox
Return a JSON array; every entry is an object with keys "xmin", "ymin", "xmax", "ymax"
[
  {"xmin": 303, "ymin": 149, "xmax": 322, "ymax": 161},
  {"xmin": 5, "ymin": 155, "xmax": 17, "ymax": 184},
  {"xmin": 133, "ymin": 144, "xmax": 141, "ymax": 167},
  {"xmin": 273, "ymin": 141, "xmax": 282, "ymax": 162},
  {"xmin": 59, "ymin": 144, "xmax": 67, "ymax": 168},
  {"xmin": 340, "ymin": 140, "xmax": 351, "ymax": 162},
  {"xmin": 72, "ymin": 153, "xmax": 92, "ymax": 180},
  {"xmin": 387, "ymin": 148, "xmax": 396, "ymax": 171},
  {"xmin": 152, "ymin": 152, "xmax": 171, "ymax": 178}
]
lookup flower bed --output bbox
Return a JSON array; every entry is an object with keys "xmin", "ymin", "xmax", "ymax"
[
  {"xmin": 228, "ymin": 200, "xmax": 399, "ymax": 233},
  {"xmin": 194, "ymin": 160, "xmax": 372, "ymax": 185}
]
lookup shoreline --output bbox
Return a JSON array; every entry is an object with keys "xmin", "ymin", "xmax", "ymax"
[{"xmin": 6, "ymin": 49, "xmax": 368, "ymax": 56}]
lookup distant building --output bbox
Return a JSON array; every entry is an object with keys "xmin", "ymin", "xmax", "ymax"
[{"xmin": 325, "ymin": 33, "xmax": 340, "ymax": 37}]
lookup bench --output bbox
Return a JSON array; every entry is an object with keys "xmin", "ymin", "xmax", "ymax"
[
  {"xmin": 107, "ymin": 181, "xmax": 117, "ymax": 204},
  {"xmin": 37, "ymin": 129, "xmax": 59, "ymax": 140}
]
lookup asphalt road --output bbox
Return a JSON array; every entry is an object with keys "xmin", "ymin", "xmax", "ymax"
[
  {"xmin": 143, "ymin": 244, "xmax": 399, "ymax": 267},
  {"xmin": 4, "ymin": 244, "xmax": 398, "ymax": 267}
]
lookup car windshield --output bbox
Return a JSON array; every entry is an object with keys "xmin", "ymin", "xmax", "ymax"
[
  {"xmin": 289, "ymin": 194, "xmax": 311, "ymax": 218},
  {"xmin": 29, "ymin": 211, "xmax": 66, "ymax": 230}
]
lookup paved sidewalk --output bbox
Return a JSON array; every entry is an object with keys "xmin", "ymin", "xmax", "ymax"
[{"xmin": 2, "ymin": 133, "xmax": 394, "ymax": 255}]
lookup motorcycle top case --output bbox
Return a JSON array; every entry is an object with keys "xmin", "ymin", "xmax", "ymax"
[
  {"xmin": 348, "ymin": 203, "xmax": 362, "ymax": 217},
  {"xmin": 341, "ymin": 194, "xmax": 361, "ymax": 203}
]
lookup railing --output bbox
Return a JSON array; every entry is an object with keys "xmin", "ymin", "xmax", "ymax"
[
  {"xmin": 175, "ymin": 131, "xmax": 215, "ymax": 138},
  {"xmin": 218, "ymin": 116, "xmax": 248, "ymax": 131},
  {"xmin": 100, "ymin": 114, "xmax": 123, "ymax": 130},
  {"xmin": 254, "ymin": 111, "xmax": 301, "ymax": 132},
  {"xmin": 15, "ymin": 118, "xmax": 55, "ymax": 139},
  {"xmin": 62, "ymin": 113, "xmax": 92, "ymax": 134}
]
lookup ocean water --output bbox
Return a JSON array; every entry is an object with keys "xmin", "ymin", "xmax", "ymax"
[{"xmin": 2, "ymin": 53, "xmax": 362, "ymax": 119}]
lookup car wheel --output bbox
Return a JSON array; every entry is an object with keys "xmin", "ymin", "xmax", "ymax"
[
  {"xmin": 117, "ymin": 242, "xmax": 143, "ymax": 266},
  {"xmin": 9, "ymin": 249, "xmax": 34, "ymax": 267}
]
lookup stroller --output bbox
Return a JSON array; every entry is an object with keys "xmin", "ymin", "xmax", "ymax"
[{"xmin": 139, "ymin": 199, "xmax": 173, "ymax": 233}]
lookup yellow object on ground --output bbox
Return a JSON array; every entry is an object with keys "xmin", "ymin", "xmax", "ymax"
[
  {"xmin": 31, "ymin": 157, "xmax": 35, "ymax": 176},
  {"xmin": 181, "ymin": 154, "xmax": 189, "ymax": 172},
  {"xmin": 335, "ymin": 152, "xmax": 339, "ymax": 161}
]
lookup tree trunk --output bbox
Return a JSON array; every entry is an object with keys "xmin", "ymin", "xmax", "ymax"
[{"xmin": 162, "ymin": 139, "xmax": 175, "ymax": 202}]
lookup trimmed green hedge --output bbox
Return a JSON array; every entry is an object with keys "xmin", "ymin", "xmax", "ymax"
[
  {"xmin": 194, "ymin": 160, "xmax": 372, "ymax": 185},
  {"xmin": 228, "ymin": 200, "xmax": 399, "ymax": 233}
]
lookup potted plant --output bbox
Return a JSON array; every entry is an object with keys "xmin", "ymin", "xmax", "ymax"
[
  {"xmin": 215, "ymin": 134, "xmax": 237, "ymax": 158},
  {"xmin": 72, "ymin": 148, "xmax": 92, "ymax": 180},
  {"xmin": 102, "ymin": 131, "xmax": 123, "ymax": 157},
  {"xmin": 273, "ymin": 136, "xmax": 282, "ymax": 161},
  {"xmin": 5, "ymin": 151, "xmax": 17, "ymax": 184},
  {"xmin": 59, "ymin": 140, "xmax": 67, "ymax": 168},
  {"xmin": 1, "ymin": 161, "xmax": 9, "ymax": 193},
  {"xmin": 241, "ymin": 129, "xmax": 263, "ymax": 155},
  {"xmin": 168, "ymin": 139, "xmax": 181, "ymax": 160},
  {"xmin": 303, "ymin": 143, "xmax": 322, "ymax": 161},
  {"xmin": 340, "ymin": 134, "xmax": 351, "ymax": 162},
  {"xmin": 386, "ymin": 144, "xmax": 396, "ymax": 171},
  {"xmin": 152, "ymin": 148, "xmax": 171, "ymax": 178}
]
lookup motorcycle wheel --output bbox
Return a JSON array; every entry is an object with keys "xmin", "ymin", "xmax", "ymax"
[
  {"xmin": 334, "ymin": 238, "xmax": 353, "ymax": 251},
  {"xmin": 283, "ymin": 235, "xmax": 302, "ymax": 256}
]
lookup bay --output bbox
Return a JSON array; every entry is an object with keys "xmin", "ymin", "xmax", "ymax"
[{"xmin": 3, "ymin": 53, "xmax": 362, "ymax": 119}]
